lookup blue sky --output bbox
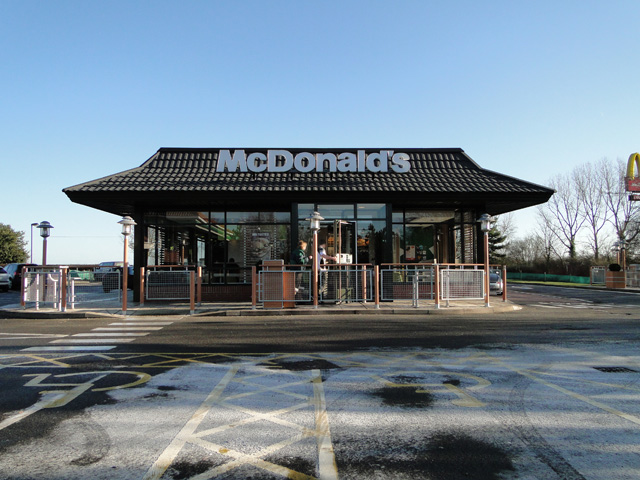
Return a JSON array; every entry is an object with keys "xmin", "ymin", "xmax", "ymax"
[{"xmin": 2, "ymin": 1, "xmax": 639, "ymax": 264}]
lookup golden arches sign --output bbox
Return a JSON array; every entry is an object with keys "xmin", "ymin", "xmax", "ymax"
[{"xmin": 625, "ymin": 153, "xmax": 640, "ymax": 192}]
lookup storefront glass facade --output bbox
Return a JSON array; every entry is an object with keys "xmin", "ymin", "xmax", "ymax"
[{"xmin": 142, "ymin": 204, "xmax": 478, "ymax": 284}]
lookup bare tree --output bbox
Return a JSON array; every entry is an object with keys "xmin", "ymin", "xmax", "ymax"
[
  {"xmin": 505, "ymin": 235, "xmax": 542, "ymax": 266},
  {"xmin": 600, "ymin": 157, "xmax": 640, "ymax": 245},
  {"xmin": 538, "ymin": 173, "xmax": 585, "ymax": 260},
  {"xmin": 496, "ymin": 213, "xmax": 516, "ymax": 240},
  {"xmin": 574, "ymin": 161, "xmax": 607, "ymax": 260},
  {"xmin": 535, "ymin": 212, "xmax": 564, "ymax": 267}
]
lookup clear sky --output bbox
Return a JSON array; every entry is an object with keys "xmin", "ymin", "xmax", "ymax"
[{"xmin": 2, "ymin": 1, "xmax": 639, "ymax": 265}]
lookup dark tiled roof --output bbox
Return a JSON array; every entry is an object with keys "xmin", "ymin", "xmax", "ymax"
[
  {"xmin": 64, "ymin": 147, "xmax": 553, "ymax": 215},
  {"xmin": 66, "ymin": 147, "xmax": 548, "ymax": 193}
]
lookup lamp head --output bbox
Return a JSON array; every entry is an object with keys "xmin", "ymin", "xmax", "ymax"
[
  {"xmin": 37, "ymin": 221, "xmax": 53, "ymax": 238},
  {"xmin": 477, "ymin": 213, "xmax": 493, "ymax": 233},
  {"xmin": 306, "ymin": 211, "xmax": 324, "ymax": 232},
  {"xmin": 118, "ymin": 216, "xmax": 136, "ymax": 236}
]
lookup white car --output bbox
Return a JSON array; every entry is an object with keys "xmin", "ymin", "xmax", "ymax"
[{"xmin": 0, "ymin": 267, "xmax": 10, "ymax": 292}]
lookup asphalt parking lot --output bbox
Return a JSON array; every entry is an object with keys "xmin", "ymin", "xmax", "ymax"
[{"xmin": 1, "ymin": 285, "xmax": 639, "ymax": 479}]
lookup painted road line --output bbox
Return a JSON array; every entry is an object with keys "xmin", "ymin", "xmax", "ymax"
[
  {"xmin": 49, "ymin": 338, "xmax": 136, "ymax": 344},
  {"xmin": 0, "ymin": 333, "xmax": 68, "ymax": 340},
  {"xmin": 108, "ymin": 322, "xmax": 173, "ymax": 326},
  {"xmin": 92, "ymin": 327, "xmax": 164, "ymax": 331},
  {"xmin": 71, "ymin": 332, "xmax": 149, "ymax": 337},
  {"xmin": 142, "ymin": 366, "xmax": 239, "ymax": 480},
  {"xmin": 312, "ymin": 368, "xmax": 339, "ymax": 480},
  {"xmin": 21, "ymin": 346, "xmax": 117, "ymax": 352}
]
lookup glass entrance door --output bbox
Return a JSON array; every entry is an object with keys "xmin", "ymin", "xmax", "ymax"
[{"xmin": 319, "ymin": 220, "xmax": 355, "ymax": 265}]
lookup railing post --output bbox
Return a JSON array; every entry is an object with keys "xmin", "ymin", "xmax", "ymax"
[
  {"xmin": 252, "ymin": 266, "xmax": 257, "ymax": 310},
  {"xmin": 374, "ymin": 265, "xmax": 380, "ymax": 309},
  {"xmin": 21, "ymin": 266, "xmax": 26, "ymax": 309},
  {"xmin": 139, "ymin": 267, "xmax": 145, "ymax": 306},
  {"xmin": 189, "ymin": 271, "xmax": 195, "ymax": 315},
  {"xmin": 60, "ymin": 267, "xmax": 67, "ymax": 313},
  {"xmin": 197, "ymin": 266, "xmax": 202, "ymax": 306},
  {"xmin": 434, "ymin": 264, "xmax": 440, "ymax": 309},
  {"xmin": 362, "ymin": 265, "xmax": 367, "ymax": 303},
  {"xmin": 502, "ymin": 265, "xmax": 507, "ymax": 302}
]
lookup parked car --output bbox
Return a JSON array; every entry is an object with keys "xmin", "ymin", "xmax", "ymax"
[
  {"xmin": 101, "ymin": 265, "xmax": 134, "ymax": 292},
  {"xmin": 0, "ymin": 267, "xmax": 10, "ymax": 292},
  {"xmin": 489, "ymin": 273, "xmax": 503, "ymax": 295},
  {"xmin": 94, "ymin": 261, "xmax": 124, "ymax": 281},
  {"xmin": 3, "ymin": 263, "xmax": 37, "ymax": 290}
]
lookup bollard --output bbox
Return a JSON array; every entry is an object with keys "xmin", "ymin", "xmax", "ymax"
[{"xmin": 189, "ymin": 271, "xmax": 196, "ymax": 315}]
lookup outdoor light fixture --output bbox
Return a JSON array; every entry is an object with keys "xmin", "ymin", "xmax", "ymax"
[
  {"xmin": 478, "ymin": 214, "xmax": 493, "ymax": 307},
  {"xmin": 30, "ymin": 222, "xmax": 38, "ymax": 263},
  {"xmin": 306, "ymin": 211, "xmax": 324, "ymax": 308},
  {"xmin": 307, "ymin": 211, "xmax": 324, "ymax": 232},
  {"xmin": 118, "ymin": 215, "xmax": 136, "ymax": 314},
  {"xmin": 36, "ymin": 221, "xmax": 53, "ymax": 265},
  {"xmin": 37, "ymin": 221, "xmax": 53, "ymax": 238},
  {"xmin": 478, "ymin": 213, "xmax": 493, "ymax": 233},
  {"xmin": 118, "ymin": 215, "xmax": 136, "ymax": 236}
]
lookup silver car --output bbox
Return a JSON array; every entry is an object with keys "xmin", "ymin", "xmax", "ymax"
[{"xmin": 0, "ymin": 267, "xmax": 10, "ymax": 292}]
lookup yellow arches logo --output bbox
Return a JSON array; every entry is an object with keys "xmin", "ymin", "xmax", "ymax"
[{"xmin": 625, "ymin": 153, "xmax": 640, "ymax": 192}]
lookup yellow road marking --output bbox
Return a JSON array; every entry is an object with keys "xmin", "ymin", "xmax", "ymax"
[
  {"xmin": 485, "ymin": 354, "xmax": 640, "ymax": 426},
  {"xmin": 142, "ymin": 365, "xmax": 239, "ymax": 480}
]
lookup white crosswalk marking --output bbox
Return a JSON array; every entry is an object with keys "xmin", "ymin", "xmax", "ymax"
[{"xmin": 20, "ymin": 318, "xmax": 177, "ymax": 351}]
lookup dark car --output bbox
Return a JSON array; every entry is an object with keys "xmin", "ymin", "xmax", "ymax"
[
  {"xmin": 101, "ymin": 266, "xmax": 134, "ymax": 292},
  {"xmin": 0, "ymin": 267, "xmax": 10, "ymax": 292},
  {"xmin": 3, "ymin": 263, "xmax": 37, "ymax": 290}
]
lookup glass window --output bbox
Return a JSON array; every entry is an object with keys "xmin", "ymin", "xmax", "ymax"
[
  {"xmin": 210, "ymin": 212, "xmax": 224, "ymax": 223},
  {"xmin": 226, "ymin": 212, "xmax": 261, "ymax": 223},
  {"xmin": 357, "ymin": 203, "xmax": 386, "ymax": 219},
  {"xmin": 405, "ymin": 210, "xmax": 455, "ymax": 223},
  {"xmin": 298, "ymin": 204, "xmax": 315, "ymax": 219},
  {"xmin": 397, "ymin": 224, "xmax": 435, "ymax": 263},
  {"xmin": 317, "ymin": 204, "xmax": 355, "ymax": 219},
  {"xmin": 392, "ymin": 211, "xmax": 404, "ymax": 223},
  {"xmin": 356, "ymin": 220, "xmax": 386, "ymax": 264}
]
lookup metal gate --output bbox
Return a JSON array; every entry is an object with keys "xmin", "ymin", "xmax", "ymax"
[{"xmin": 145, "ymin": 266, "xmax": 192, "ymax": 300}]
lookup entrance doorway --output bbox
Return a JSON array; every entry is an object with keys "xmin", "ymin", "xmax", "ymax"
[{"xmin": 318, "ymin": 220, "xmax": 355, "ymax": 264}]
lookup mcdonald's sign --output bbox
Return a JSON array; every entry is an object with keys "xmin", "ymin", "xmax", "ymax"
[{"xmin": 625, "ymin": 153, "xmax": 640, "ymax": 192}]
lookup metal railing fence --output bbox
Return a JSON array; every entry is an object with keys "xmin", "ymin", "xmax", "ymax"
[
  {"xmin": 380, "ymin": 264, "xmax": 436, "ymax": 302},
  {"xmin": 258, "ymin": 266, "xmax": 311, "ymax": 308},
  {"xmin": 440, "ymin": 268, "xmax": 485, "ymax": 304},
  {"xmin": 145, "ymin": 266, "xmax": 193, "ymax": 301},
  {"xmin": 320, "ymin": 265, "xmax": 374, "ymax": 303},
  {"xmin": 254, "ymin": 262, "xmax": 499, "ymax": 308},
  {"xmin": 23, "ymin": 267, "xmax": 66, "ymax": 310}
]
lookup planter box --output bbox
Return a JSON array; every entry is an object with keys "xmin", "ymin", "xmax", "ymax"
[{"xmin": 605, "ymin": 271, "xmax": 626, "ymax": 289}]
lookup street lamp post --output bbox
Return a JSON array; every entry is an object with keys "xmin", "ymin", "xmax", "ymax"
[
  {"xmin": 30, "ymin": 223, "xmax": 38, "ymax": 263},
  {"xmin": 118, "ymin": 216, "xmax": 136, "ymax": 315},
  {"xmin": 478, "ymin": 214, "xmax": 493, "ymax": 308},
  {"xmin": 307, "ymin": 211, "xmax": 324, "ymax": 308},
  {"xmin": 36, "ymin": 221, "xmax": 53, "ymax": 265}
]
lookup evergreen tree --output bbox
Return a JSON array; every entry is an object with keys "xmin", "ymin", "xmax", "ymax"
[
  {"xmin": 488, "ymin": 225, "xmax": 507, "ymax": 264},
  {"xmin": 0, "ymin": 224, "xmax": 28, "ymax": 264}
]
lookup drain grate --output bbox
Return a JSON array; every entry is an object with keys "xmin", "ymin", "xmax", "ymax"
[{"xmin": 593, "ymin": 366, "xmax": 638, "ymax": 373}]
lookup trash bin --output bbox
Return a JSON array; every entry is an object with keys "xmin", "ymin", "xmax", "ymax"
[{"xmin": 262, "ymin": 260, "xmax": 296, "ymax": 308}]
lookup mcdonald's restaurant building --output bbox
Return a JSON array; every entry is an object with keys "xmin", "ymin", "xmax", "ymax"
[{"xmin": 64, "ymin": 147, "xmax": 553, "ymax": 301}]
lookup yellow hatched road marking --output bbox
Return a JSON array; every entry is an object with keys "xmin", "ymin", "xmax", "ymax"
[{"xmin": 484, "ymin": 354, "xmax": 640, "ymax": 426}]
